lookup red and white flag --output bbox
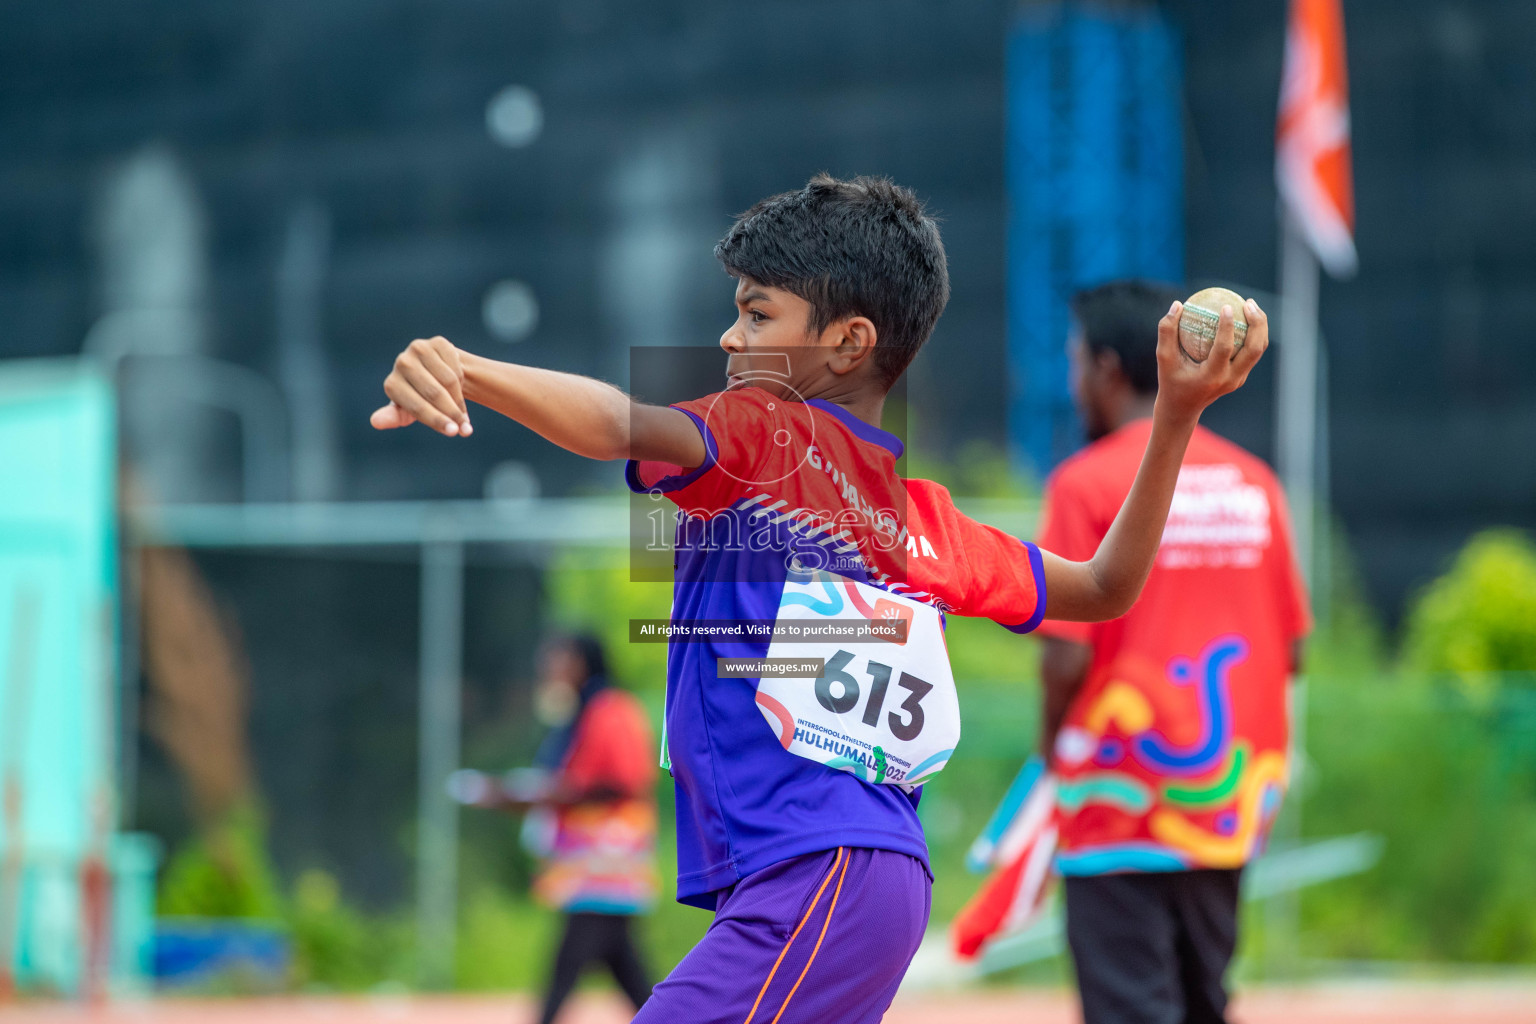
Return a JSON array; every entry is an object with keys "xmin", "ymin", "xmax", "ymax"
[
  {"xmin": 1277, "ymin": 0, "xmax": 1356, "ymax": 277},
  {"xmin": 951, "ymin": 768, "xmax": 1059, "ymax": 960}
]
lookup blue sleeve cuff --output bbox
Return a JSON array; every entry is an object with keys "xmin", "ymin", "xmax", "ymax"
[
  {"xmin": 1000, "ymin": 541, "xmax": 1049, "ymax": 635},
  {"xmin": 623, "ymin": 407, "xmax": 718, "ymax": 495}
]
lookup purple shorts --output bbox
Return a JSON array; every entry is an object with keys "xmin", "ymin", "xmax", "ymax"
[{"xmin": 633, "ymin": 846, "xmax": 930, "ymax": 1024}]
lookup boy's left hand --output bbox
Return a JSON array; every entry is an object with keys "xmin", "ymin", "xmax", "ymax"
[
  {"xmin": 372, "ymin": 335, "xmax": 474, "ymax": 437},
  {"xmin": 1155, "ymin": 299, "xmax": 1268, "ymax": 420}
]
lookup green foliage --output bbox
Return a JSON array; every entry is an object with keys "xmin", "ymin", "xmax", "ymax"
[
  {"xmin": 1258, "ymin": 528, "xmax": 1536, "ymax": 967},
  {"xmin": 454, "ymin": 886, "xmax": 556, "ymax": 990},
  {"xmin": 947, "ymin": 616, "xmax": 1040, "ymax": 688},
  {"xmin": 1404, "ymin": 528, "xmax": 1536, "ymax": 682},
  {"xmin": 1297, "ymin": 682, "xmax": 1536, "ymax": 964},
  {"xmin": 545, "ymin": 549, "xmax": 672, "ymax": 693},
  {"xmin": 156, "ymin": 803, "xmax": 285, "ymax": 921},
  {"xmin": 450, "ymin": 792, "xmax": 709, "ymax": 993},
  {"xmin": 903, "ymin": 436, "xmax": 1039, "ymax": 501},
  {"xmin": 449, "ymin": 878, "xmax": 710, "ymax": 994},
  {"xmin": 638, "ymin": 825, "xmax": 712, "ymax": 970},
  {"xmin": 1305, "ymin": 518, "xmax": 1390, "ymax": 678},
  {"xmin": 288, "ymin": 869, "xmax": 413, "ymax": 990}
]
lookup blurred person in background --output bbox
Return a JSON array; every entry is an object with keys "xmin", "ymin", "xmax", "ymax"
[
  {"xmin": 1036, "ymin": 280, "xmax": 1312, "ymax": 1024},
  {"xmin": 451, "ymin": 634, "xmax": 657, "ymax": 1023}
]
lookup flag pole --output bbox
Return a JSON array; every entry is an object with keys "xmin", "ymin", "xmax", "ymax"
[
  {"xmin": 1276, "ymin": 207, "xmax": 1320, "ymax": 586},
  {"xmin": 1273, "ymin": 0, "xmax": 1353, "ymax": 977},
  {"xmin": 1271, "ymin": 204, "xmax": 1322, "ymax": 976}
]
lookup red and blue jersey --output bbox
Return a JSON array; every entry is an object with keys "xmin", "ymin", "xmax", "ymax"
[{"xmin": 627, "ymin": 387, "xmax": 1047, "ymax": 909}]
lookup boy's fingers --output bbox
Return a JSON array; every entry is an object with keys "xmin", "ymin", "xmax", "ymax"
[
  {"xmin": 370, "ymin": 402, "xmax": 416, "ymax": 430},
  {"xmin": 1209, "ymin": 305, "xmax": 1238, "ymax": 366},
  {"xmin": 418, "ymin": 345, "xmax": 471, "ymax": 430},
  {"xmin": 1244, "ymin": 299, "xmax": 1270, "ymax": 354},
  {"xmin": 1231, "ymin": 333, "xmax": 1264, "ymax": 379},
  {"xmin": 415, "ymin": 339, "xmax": 464, "ymax": 400},
  {"xmin": 1244, "ymin": 298, "xmax": 1269, "ymax": 340},
  {"xmin": 384, "ymin": 373, "xmax": 460, "ymax": 436},
  {"xmin": 1157, "ymin": 301, "xmax": 1183, "ymax": 358},
  {"xmin": 374, "ymin": 335, "xmax": 471, "ymax": 438},
  {"xmin": 1229, "ymin": 301, "xmax": 1269, "ymax": 379},
  {"xmin": 397, "ymin": 360, "xmax": 466, "ymax": 429}
]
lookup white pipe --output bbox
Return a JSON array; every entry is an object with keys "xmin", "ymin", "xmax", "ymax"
[{"xmin": 415, "ymin": 536, "xmax": 463, "ymax": 988}]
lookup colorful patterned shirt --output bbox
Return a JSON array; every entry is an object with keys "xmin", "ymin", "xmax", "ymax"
[
  {"xmin": 534, "ymin": 689, "xmax": 659, "ymax": 914},
  {"xmin": 1036, "ymin": 419, "xmax": 1311, "ymax": 875}
]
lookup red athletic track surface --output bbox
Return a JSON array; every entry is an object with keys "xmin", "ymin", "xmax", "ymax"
[{"xmin": 5, "ymin": 984, "xmax": 1535, "ymax": 1024}]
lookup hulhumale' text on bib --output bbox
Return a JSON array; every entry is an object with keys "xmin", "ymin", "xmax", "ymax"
[{"xmin": 755, "ymin": 570, "xmax": 960, "ymax": 786}]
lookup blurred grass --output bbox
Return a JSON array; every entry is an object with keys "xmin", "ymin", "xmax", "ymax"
[{"xmin": 1296, "ymin": 679, "xmax": 1536, "ymax": 964}]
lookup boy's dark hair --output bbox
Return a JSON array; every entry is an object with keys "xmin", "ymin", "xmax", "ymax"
[
  {"xmin": 1070, "ymin": 279, "xmax": 1183, "ymax": 396},
  {"xmin": 714, "ymin": 173, "xmax": 950, "ymax": 388}
]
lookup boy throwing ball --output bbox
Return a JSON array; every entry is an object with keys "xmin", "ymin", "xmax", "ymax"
[{"xmin": 373, "ymin": 175, "xmax": 1266, "ymax": 1023}]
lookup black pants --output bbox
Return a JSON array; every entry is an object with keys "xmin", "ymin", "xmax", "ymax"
[
  {"xmin": 1064, "ymin": 869, "xmax": 1242, "ymax": 1024},
  {"xmin": 539, "ymin": 912, "xmax": 653, "ymax": 1024}
]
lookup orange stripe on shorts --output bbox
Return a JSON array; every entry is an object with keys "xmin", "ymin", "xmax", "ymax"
[
  {"xmin": 768, "ymin": 846, "xmax": 851, "ymax": 1024},
  {"xmin": 742, "ymin": 847, "xmax": 846, "ymax": 1024}
]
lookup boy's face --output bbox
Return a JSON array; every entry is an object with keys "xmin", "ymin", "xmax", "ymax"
[{"xmin": 718, "ymin": 278, "xmax": 875, "ymax": 400}]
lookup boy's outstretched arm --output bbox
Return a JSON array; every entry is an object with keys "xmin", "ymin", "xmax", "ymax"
[
  {"xmin": 1040, "ymin": 299, "xmax": 1268, "ymax": 623},
  {"xmin": 369, "ymin": 336, "xmax": 707, "ymax": 467}
]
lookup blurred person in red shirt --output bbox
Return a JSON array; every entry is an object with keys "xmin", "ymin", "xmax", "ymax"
[
  {"xmin": 454, "ymin": 634, "xmax": 657, "ymax": 1023},
  {"xmin": 1037, "ymin": 281, "xmax": 1311, "ymax": 1024}
]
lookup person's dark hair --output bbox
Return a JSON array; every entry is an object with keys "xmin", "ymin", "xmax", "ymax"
[
  {"xmin": 563, "ymin": 632, "xmax": 607, "ymax": 682},
  {"xmin": 541, "ymin": 631, "xmax": 608, "ymax": 683},
  {"xmin": 714, "ymin": 173, "xmax": 950, "ymax": 388},
  {"xmin": 532, "ymin": 632, "xmax": 610, "ymax": 770},
  {"xmin": 1070, "ymin": 279, "xmax": 1183, "ymax": 396}
]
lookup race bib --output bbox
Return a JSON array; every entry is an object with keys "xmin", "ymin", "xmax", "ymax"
[{"xmin": 755, "ymin": 571, "xmax": 960, "ymax": 786}]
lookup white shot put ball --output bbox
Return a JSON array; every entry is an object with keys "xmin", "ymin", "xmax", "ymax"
[{"xmin": 1178, "ymin": 287, "xmax": 1248, "ymax": 363}]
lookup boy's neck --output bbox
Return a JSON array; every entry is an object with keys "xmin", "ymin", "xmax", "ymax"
[{"xmin": 804, "ymin": 387, "xmax": 886, "ymax": 431}]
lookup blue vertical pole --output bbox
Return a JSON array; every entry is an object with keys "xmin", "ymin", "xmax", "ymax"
[{"xmin": 1007, "ymin": 4, "xmax": 1184, "ymax": 477}]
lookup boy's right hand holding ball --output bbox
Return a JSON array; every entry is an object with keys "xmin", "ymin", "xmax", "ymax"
[{"xmin": 1155, "ymin": 295, "xmax": 1268, "ymax": 422}]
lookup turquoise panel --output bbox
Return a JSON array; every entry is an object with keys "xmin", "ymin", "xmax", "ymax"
[{"xmin": 0, "ymin": 359, "xmax": 131, "ymax": 993}]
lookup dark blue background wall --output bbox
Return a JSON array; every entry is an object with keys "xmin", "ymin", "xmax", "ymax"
[{"xmin": 3, "ymin": 0, "xmax": 1534, "ymax": 618}]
